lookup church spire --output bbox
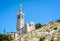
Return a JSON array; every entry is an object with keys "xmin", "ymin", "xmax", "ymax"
[
  {"xmin": 19, "ymin": 4, "xmax": 23, "ymax": 14},
  {"xmin": 20, "ymin": 4, "xmax": 22, "ymax": 11}
]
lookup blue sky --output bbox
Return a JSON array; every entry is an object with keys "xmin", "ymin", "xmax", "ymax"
[{"xmin": 0, "ymin": 0, "xmax": 60, "ymax": 34}]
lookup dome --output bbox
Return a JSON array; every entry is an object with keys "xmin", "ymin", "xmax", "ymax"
[{"xmin": 30, "ymin": 21, "xmax": 34, "ymax": 25}]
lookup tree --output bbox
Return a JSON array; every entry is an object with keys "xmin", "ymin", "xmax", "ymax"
[
  {"xmin": 56, "ymin": 20, "xmax": 60, "ymax": 22},
  {"xmin": 0, "ymin": 34, "xmax": 13, "ymax": 41},
  {"xmin": 35, "ymin": 23, "xmax": 42, "ymax": 29}
]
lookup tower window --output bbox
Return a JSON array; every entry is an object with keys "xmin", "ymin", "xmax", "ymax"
[{"xmin": 18, "ymin": 16, "xmax": 20, "ymax": 19}]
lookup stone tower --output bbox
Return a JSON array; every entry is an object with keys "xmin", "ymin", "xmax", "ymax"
[{"xmin": 17, "ymin": 4, "xmax": 24, "ymax": 35}]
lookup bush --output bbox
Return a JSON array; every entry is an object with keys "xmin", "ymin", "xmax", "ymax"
[
  {"xmin": 56, "ymin": 20, "xmax": 60, "ymax": 22},
  {"xmin": 0, "ymin": 34, "xmax": 13, "ymax": 41},
  {"xmin": 53, "ymin": 27, "xmax": 57, "ymax": 30},
  {"xmin": 35, "ymin": 23, "xmax": 42, "ymax": 29},
  {"xmin": 39, "ymin": 36, "xmax": 45, "ymax": 41}
]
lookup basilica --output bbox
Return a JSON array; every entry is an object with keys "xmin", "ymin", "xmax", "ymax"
[{"xmin": 8, "ymin": 4, "xmax": 35, "ymax": 41}]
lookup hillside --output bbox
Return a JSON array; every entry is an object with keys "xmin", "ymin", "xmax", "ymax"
[{"xmin": 21, "ymin": 22, "xmax": 60, "ymax": 41}]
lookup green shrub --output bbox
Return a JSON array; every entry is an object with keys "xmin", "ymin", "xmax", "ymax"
[
  {"xmin": 35, "ymin": 23, "xmax": 42, "ymax": 29},
  {"xmin": 39, "ymin": 36, "xmax": 45, "ymax": 41},
  {"xmin": 53, "ymin": 27, "xmax": 57, "ymax": 30},
  {"xmin": 0, "ymin": 34, "xmax": 13, "ymax": 41},
  {"xmin": 56, "ymin": 20, "xmax": 60, "ymax": 22}
]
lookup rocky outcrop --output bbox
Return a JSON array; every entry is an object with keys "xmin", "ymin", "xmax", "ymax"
[{"xmin": 21, "ymin": 22, "xmax": 60, "ymax": 41}]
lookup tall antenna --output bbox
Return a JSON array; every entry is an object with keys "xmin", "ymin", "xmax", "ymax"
[{"xmin": 4, "ymin": 29, "xmax": 6, "ymax": 34}]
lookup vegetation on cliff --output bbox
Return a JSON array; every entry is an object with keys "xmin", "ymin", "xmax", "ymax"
[
  {"xmin": 0, "ymin": 34, "xmax": 13, "ymax": 41},
  {"xmin": 22, "ymin": 21, "xmax": 60, "ymax": 41}
]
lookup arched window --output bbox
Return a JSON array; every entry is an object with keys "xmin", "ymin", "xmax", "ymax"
[{"xmin": 18, "ymin": 16, "xmax": 20, "ymax": 19}]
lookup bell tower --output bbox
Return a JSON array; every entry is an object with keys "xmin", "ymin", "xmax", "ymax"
[{"xmin": 17, "ymin": 4, "xmax": 24, "ymax": 33}]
